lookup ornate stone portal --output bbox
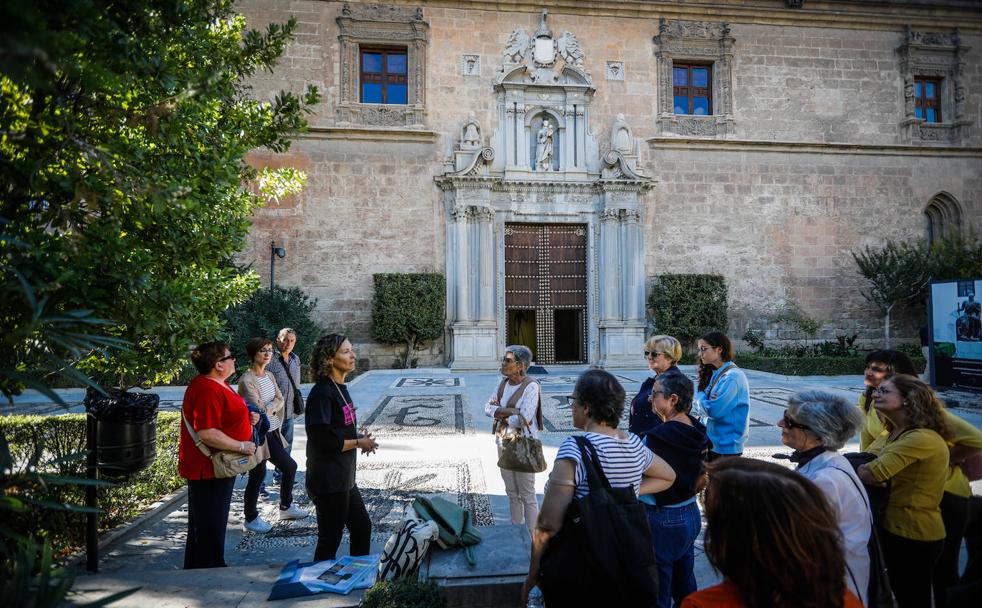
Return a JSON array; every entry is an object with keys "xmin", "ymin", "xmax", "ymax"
[{"xmin": 436, "ymin": 11, "xmax": 653, "ymax": 369}]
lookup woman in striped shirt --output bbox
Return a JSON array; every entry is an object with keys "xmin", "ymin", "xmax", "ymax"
[
  {"xmin": 238, "ymin": 337, "xmax": 308, "ymax": 533},
  {"xmin": 522, "ymin": 369, "xmax": 676, "ymax": 605}
]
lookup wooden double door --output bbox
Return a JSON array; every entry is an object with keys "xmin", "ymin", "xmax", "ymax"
[{"xmin": 504, "ymin": 223, "xmax": 587, "ymax": 364}]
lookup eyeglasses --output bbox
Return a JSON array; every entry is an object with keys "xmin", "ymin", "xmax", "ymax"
[
  {"xmin": 781, "ymin": 412, "xmax": 811, "ymax": 430},
  {"xmin": 872, "ymin": 386, "xmax": 895, "ymax": 395},
  {"xmin": 866, "ymin": 364, "xmax": 890, "ymax": 374},
  {"xmin": 502, "ymin": 357, "xmax": 517, "ymax": 364},
  {"xmin": 218, "ymin": 354, "xmax": 235, "ymax": 362},
  {"xmin": 644, "ymin": 351, "xmax": 669, "ymax": 359},
  {"xmin": 697, "ymin": 346, "xmax": 714, "ymax": 353},
  {"xmin": 259, "ymin": 349, "xmax": 274, "ymax": 354}
]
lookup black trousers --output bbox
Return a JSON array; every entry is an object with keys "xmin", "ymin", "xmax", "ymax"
[
  {"xmin": 311, "ymin": 486, "xmax": 372, "ymax": 561},
  {"xmin": 882, "ymin": 529, "xmax": 944, "ymax": 608},
  {"xmin": 184, "ymin": 476, "xmax": 236, "ymax": 569},
  {"xmin": 244, "ymin": 432, "xmax": 298, "ymax": 521},
  {"xmin": 935, "ymin": 491, "xmax": 971, "ymax": 608}
]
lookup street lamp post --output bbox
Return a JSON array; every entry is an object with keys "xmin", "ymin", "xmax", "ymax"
[{"xmin": 270, "ymin": 240, "xmax": 286, "ymax": 289}]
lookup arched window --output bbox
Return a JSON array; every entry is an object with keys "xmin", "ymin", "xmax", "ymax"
[{"xmin": 924, "ymin": 193, "xmax": 962, "ymax": 244}]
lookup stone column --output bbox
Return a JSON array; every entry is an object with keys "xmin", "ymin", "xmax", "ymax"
[
  {"xmin": 477, "ymin": 208, "xmax": 496, "ymax": 321},
  {"xmin": 598, "ymin": 208, "xmax": 622, "ymax": 323},
  {"xmin": 450, "ymin": 204, "xmax": 471, "ymax": 321}
]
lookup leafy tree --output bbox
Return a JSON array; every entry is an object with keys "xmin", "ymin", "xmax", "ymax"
[
  {"xmin": 852, "ymin": 241, "xmax": 931, "ymax": 348},
  {"xmin": 222, "ymin": 287, "xmax": 325, "ymax": 371},
  {"xmin": 0, "ymin": 0, "xmax": 320, "ymax": 391},
  {"xmin": 372, "ymin": 274, "xmax": 446, "ymax": 368}
]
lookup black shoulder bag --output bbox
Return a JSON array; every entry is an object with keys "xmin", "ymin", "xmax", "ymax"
[
  {"xmin": 538, "ymin": 436, "xmax": 658, "ymax": 607},
  {"xmin": 281, "ymin": 355, "xmax": 304, "ymax": 416}
]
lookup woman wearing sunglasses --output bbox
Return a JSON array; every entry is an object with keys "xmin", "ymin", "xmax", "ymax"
[
  {"xmin": 779, "ymin": 391, "xmax": 871, "ymax": 605},
  {"xmin": 694, "ymin": 332, "xmax": 750, "ymax": 461},
  {"xmin": 238, "ymin": 337, "xmax": 308, "ymax": 534},
  {"xmin": 630, "ymin": 334, "xmax": 683, "ymax": 438},
  {"xmin": 857, "ymin": 374, "xmax": 950, "ymax": 608}
]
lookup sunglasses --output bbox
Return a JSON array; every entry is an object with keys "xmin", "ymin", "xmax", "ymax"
[
  {"xmin": 218, "ymin": 354, "xmax": 235, "ymax": 362},
  {"xmin": 644, "ymin": 351, "xmax": 668, "ymax": 359},
  {"xmin": 781, "ymin": 412, "xmax": 811, "ymax": 431}
]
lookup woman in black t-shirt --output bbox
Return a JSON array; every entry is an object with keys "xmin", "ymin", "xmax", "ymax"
[{"xmin": 305, "ymin": 334, "xmax": 379, "ymax": 561}]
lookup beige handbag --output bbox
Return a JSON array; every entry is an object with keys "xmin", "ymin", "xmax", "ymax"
[
  {"xmin": 182, "ymin": 414, "xmax": 258, "ymax": 478},
  {"xmin": 497, "ymin": 415, "xmax": 547, "ymax": 473}
]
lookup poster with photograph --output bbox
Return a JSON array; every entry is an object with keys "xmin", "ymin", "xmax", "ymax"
[{"xmin": 929, "ymin": 278, "xmax": 982, "ymax": 390}]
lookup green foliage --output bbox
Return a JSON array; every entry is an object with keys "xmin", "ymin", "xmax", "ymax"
[
  {"xmin": 742, "ymin": 329, "xmax": 765, "ymax": 351},
  {"xmin": 648, "ymin": 274, "xmax": 728, "ymax": 349},
  {"xmin": 737, "ymin": 353, "xmax": 925, "ymax": 376},
  {"xmin": 222, "ymin": 287, "xmax": 325, "ymax": 370},
  {"xmin": 372, "ymin": 274, "xmax": 446, "ymax": 368},
  {"xmin": 852, "ymin": 241, "xmax": 932, "ymax": 346},
  {"xmin": 771, "ymin": 304, "xmax": 821, "ymax": 337},
  {"xmin": 0, "ymin": 0, "xmax": 320, "ymax": 390},
  {"xmin": 360, "ymin": 577, "xmax": 446, "ymax": 608},
  {"xmin": 0, "ymin": 412, "xmax": 183, "ymax": 554}
]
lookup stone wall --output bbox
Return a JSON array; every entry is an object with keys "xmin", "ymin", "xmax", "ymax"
[{"xmin": 235, "ymin": 0, "xmax": 982, "ymax": 365}]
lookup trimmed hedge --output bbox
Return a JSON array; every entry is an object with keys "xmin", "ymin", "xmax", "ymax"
[
  {"xmin": 733, "ymin": 354, "xmax": 926, "ymax": 376},
  {"xmin": 372, "ymin": 273, "xmax": 445, "ymax": 367},
  {"xmin": 0, "ymin": 412, "xmax": 183, "ymax": 554},
  {"xmin": 649, "ymin": 274, "xmax": 728, "ymax": 347}
]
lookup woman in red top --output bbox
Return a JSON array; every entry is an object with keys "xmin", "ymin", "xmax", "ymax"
[
  {"xmin": 179, "ymin": 341, "xmax": 257, "ymax": 569},
  {"xmin": 681, "ymin": 458, "xmax": 863, "ymax": 608}
]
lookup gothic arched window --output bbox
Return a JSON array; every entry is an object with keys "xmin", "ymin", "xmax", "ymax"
[{"xmin": 924, "ymin": 193, "xmax": 962, "ymax": 244}]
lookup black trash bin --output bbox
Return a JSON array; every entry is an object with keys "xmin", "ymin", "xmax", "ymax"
[{"xmin": 84, "ymin": 388, "xmax": 159, "ymax": 477}]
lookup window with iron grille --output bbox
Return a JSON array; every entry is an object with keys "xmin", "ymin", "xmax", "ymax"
[
  {"xmin": 672, "ymin": 64, "xmax": 713, "ymax": 116},
  {"xmin": 360, "ymin": 48, "xmax": 408, "ymax": 105}
]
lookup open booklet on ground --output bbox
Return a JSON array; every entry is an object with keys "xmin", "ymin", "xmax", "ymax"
[{"xmin": 268, "ymin": 554, "xmax": 380, "ymax": 600}]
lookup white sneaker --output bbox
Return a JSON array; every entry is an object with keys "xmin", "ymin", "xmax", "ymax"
[
  {"xmin": 243, "ymin": 515, "xmax": 272, "ymax": 533},
  {"xmin": 278, "ymin": 504, "xmax": 309, "ymax": 521}
]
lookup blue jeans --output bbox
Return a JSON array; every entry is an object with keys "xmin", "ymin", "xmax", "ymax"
[
  {"xmin": 273, "ymin": 418, "xmax": 295, "ymax": 481},
  {"xmin": 646, "ymin": 501, "xmax": 701, "ymax": 608}
]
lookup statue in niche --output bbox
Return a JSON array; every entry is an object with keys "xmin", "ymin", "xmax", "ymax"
[
  {"xmin": 462, "ymin": 112, "xmax": 482, "ymax": 149},
  {"xmin": 610, "ymin": 113, "xmax": 633, "ymax": 154},
  {"xmin": 535, "ymin": 120, "xmax": 555, "ymax": 171}
]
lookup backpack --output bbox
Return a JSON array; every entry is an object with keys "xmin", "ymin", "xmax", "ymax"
[
  {"xmin": 537, "ymin": 436, "xmax": 659, "ymax": 607},
  {"xmin": 411, "ymin": 496, "xmax": 483, "ymax": 566},
  {"xmin": 378, "ymin": 506, "xmax": 440, "ymax": 581}
]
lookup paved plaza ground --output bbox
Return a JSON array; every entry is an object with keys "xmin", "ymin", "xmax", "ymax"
[{"xmin": 13, "ymin": 366, "xmax": 981, "ymax": 606}]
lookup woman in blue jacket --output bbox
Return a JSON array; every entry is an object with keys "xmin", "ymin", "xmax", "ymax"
[{"xmin": 694, "ymin": 332, "xmax": 749, "ymax": 460}]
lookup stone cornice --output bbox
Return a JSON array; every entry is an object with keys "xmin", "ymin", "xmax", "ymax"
[
  {"xmin": 299, "ymin": 125, "xmax": 439, "ymax": 143},
  {"xmin": 647, "ymin": 137, "xmax": 982, "ymax": 157},
  {"xmin": 321, "ymin": 1, "xmax": 982, "ymax": 33}
]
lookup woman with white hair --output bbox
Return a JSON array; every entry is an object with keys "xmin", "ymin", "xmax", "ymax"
[
  {"xmin": 485, "ymin": 344, "xmax": 542, "ymax": 538},
  {"xmin": 779, "ymin": 390, "xmax": 871, "ymax": 605}
]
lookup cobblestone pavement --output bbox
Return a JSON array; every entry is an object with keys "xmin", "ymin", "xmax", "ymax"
[{"xmin": 10, "ymin": 367, "xmax": 981, "ymax": 594}]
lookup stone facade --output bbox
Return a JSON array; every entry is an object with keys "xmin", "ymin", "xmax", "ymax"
[{"xmin": 237, "ymin": 0, "xmax": 982, "ymax": 368}]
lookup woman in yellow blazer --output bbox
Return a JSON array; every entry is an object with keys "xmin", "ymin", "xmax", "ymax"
[
  {"xmin": 858, "ymin": 374, "xmax": 950, "ymax": 608},
  {"xmin": 238, "ymin": 337, "xmax": 308, "ymax": 533}
]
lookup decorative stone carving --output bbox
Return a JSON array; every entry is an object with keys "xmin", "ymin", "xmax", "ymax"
[
  {"xmin": 606, "ymin": 61, "xmax": 624, "ymax": 81},
  {"xmin": 461, "ymin": 54, "xmax": 480, "ymax": 76},
  {"xmin": 557, "ymin": 32, "xmax": 584, "ymax": 67},
  {"xmin": 533, "ymin": 10, "xmax": 555, "ymax": 67},
  {"xmin": 336, "ymin": 3, "xmax": 429, "ymax": 127},
  {"xmin": 535, "ymin": 120, "xmax": 556, "ymax": 171},
  {"xmin": 503, "ymin": 28, "xmax": 530, "ymax": 64},
  {"xmin": 610, "ymin": 113, "xmax": 633, "ymax": 155},
  {"xmin": 653, "ymin": 19, "xmax": 735, "ymax": 139},
  {"xmin": 461, "ymin": 112, "xmax": 482, "ymax": 149},
  {"xmin": 898, "ymin": 26, "xmax": 970, "ymax": 144}
]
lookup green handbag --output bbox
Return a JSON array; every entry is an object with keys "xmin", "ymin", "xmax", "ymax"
[{"xmin": 412, "ymin": 496, "xmax": 482, "ymax": 566}]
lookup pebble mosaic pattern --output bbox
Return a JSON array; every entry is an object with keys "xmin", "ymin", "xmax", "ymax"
[
  {"xmin": 392, "ymin": 377, "xmax": 464, "ymax": 388},
  {"xmin": 233, "ymin": 460, "xmax": 492, "ymax": 552},
  {"xmin": 361, "ymin": 394, "xmax": 471, "ymax": 437}
]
